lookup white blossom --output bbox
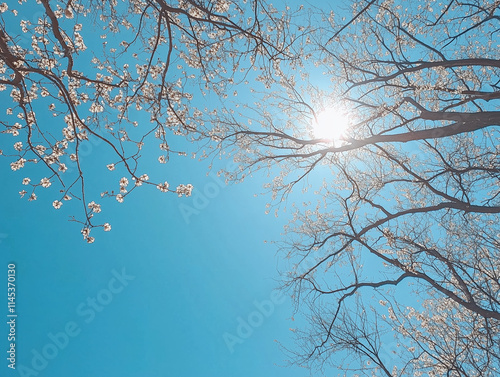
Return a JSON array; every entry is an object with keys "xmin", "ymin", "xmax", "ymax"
[
  {"xmin": 119, "ymin": 177, "xmax": 129, "ymax": 187},
  {"xmin": 176, "ymin": 184, "xmax": 193, "ymax": 197},
  {"xmin": 40, "ymin": 177, "xmax": 51, "ymax": 188},
  {"xmin": 13, "ymin": 141, "xmax": 23, "ymax": 151},
  {"xmin": 10, "ymin": 158, "xmax": 26, "ymax": 171},
  {"xmin": 156, "ymin": 182, "xmax": 169, "ymax": 192},
  {"xmin": 88, "ymin": 201, "xmax": 101, "ymax": 213}
]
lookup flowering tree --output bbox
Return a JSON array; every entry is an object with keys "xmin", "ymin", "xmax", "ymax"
[
  {"xmin": 0, "ymin": 0, "xmax": 297, "ymax": 242},
  {"xmin": 2, "ymin": 0, "xmax": 499, "ymax": 375},
  {"xmin": 206, "ymin": 0, "xmax": 500, "ymax": 376}
]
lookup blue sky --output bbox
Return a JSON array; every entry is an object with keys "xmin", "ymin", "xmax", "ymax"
[{"xmin": 0, "ymin": 146, "xmax": 323, "ymax": 377}]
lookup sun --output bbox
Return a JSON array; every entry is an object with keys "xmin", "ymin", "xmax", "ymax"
[{"xmin": 311, "ymin": 107, "xmax": 350, "ymax": 143}]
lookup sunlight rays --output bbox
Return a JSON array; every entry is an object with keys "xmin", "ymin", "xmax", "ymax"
[{"xmin": 311, "ymin": 107, "xmax": 351, "ymax": 144}]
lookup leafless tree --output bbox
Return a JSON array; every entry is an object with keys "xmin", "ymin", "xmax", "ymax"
[{"xmin": 208, "ymin": 1, "xmax": 500, "ymax": 375}]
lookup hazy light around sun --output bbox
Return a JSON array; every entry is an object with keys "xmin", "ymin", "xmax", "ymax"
[{"xmin": 311, "ymin": 107, "xmax": 350, "ymax": 143}]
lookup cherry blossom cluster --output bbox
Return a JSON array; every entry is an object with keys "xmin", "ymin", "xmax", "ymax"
[
  {"xmin": 1, "ymin": 0, "xmax": 305, "ymax": 244},
  {"xmin": 175, "ymin": 184, "xmax": 193, "ymax": 197}
]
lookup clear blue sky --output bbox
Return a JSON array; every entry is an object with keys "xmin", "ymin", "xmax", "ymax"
[{"xmin": 0, "ymin": 144, "xmax": 327, "ymax": 377}]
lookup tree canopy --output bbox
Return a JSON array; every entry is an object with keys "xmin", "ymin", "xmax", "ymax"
[
  {"xmin": 1, "ymin": 0, "xmax": 499, "ymax": 375},
  {"xmin": 0, "ymin": 0, "xmax": 297, "ymax": 239}
]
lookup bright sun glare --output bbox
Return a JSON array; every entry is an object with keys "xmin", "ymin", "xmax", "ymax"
[{"xmin": 311, "ymin": 107, "xmax": 350, "ymax": 143}]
